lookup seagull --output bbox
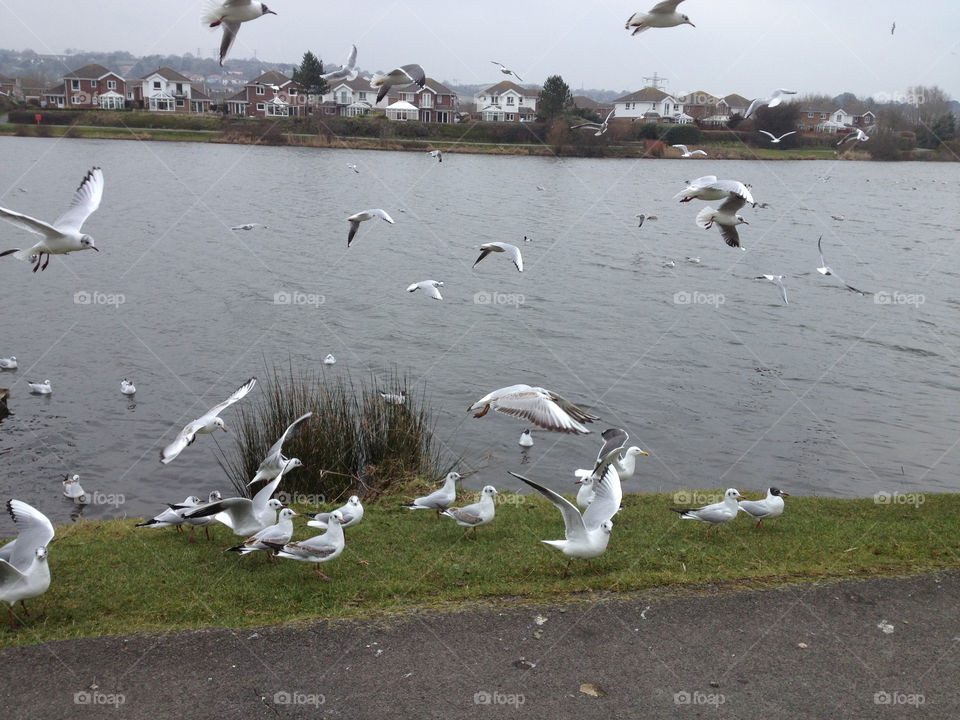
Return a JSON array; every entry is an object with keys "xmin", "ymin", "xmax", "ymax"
[
  {"xmin": 473, "ymin": 242, "xmax": 523, "ymax": 272},
  {"xmin": 672, "ymin": 144, "xmax": 707, "ymax": 158},
  {"xmin": 159, "ymin": 377, "xmax": 257, "ymax": 464},
  {"xmin": 442, "ymin": 485, "xmax": 498, "ymax": 539},
  {"xmin": 401, "ymin": 472, "xmax": 461, "ymax": 517},
  {"xmin": 696, "ymin": 194, "xmax": 751, "ymax": 248},
  {"xmin": 429, "ymin": 150, "xmax": 442, "ymax": 162},
  {"xmin": 323, "ymin": 354, "xmax": 336, "ymax": 365},
  {"xmin": 674, "ymin": 176, "xmax": 755, "ymax": 205},
  {"xmin": 758, "ymin": 130, "xmax": 797, "ymax": 143},
  {"xmin": 307, "ymin": 496, "xmax": 364, "ymax": 530},
  {"xmin": 575, "ymin": 475, "xmax": 596, "ymax": 510},
  {"xmin": 0, "ymin": 357, "xmax": 17, "ymax": 370},
  {"xmin": 321, "ymin": 44, "xmax": 359, "ymax": 83},
  {"xmin": 686, "ymin": 256, "xmax": 701, "ymax": 264},
  {"xmin": 203, "ymin": 0, "xmax": 277, "ymax": 67},
  {"xmin": 406, "ymin": 280, "xmax": 444, "ymax": 300},
  {"xmin": 62, "ymin": 474, "xmax": 88, "ymax": 504},
  {"xmin": 136, "ymin": 495, "xmax": 201, "ymax": 531},
  {"xmin": 247, "ymin": 411, "xmax": 312, "ymax": 486},
  {"xmin": 265, "ymin": 511, "xmax": 346, "ymax": 580},
  {"xmin": 663, "ymin": 260, "xmax": 676, "ymax": 268},
  {"xmin": 178, "ymin": 490, "xmax": 223, "ymax": 541},
  {"xmin": 570, "ymin": 109, "xmax": 615, "ymax": 137},
  {"xmin": 379, "ymin": 390, "xmax": 406, "ymax": 404},
  {"xmin": 183, "ymin": 469, "xmax": 288, "ymax": 537},
  {"xmin": 120, "ymin": 378, "xmax": 136, "ymax": 395},
  {"xmin": 0, "ymin": 500, "xmax": 54, "ymax": 629},
  {"xmin": 490, "ymin": 61, "xmax": 522, "ymax": 82},
  {"xmin": 510, "ymin": 469, "xmax": 616, "ymax": 577},
  {"xmin": 817, "ymin": 235, "xmax": 865, "ymax": 294},
  {"xmin": 346, "ymin": 164, "xmax": 359, "ymax": 174},
  {"xmin": 370, "ymin": 64, "xmax": 426, "ymax": 104},
  {"xmin": 28, "ymin": 380, "xmax": 51, "ymax": 395},
  {"xmin": 837, "ymin": 128, "xmax": 869, "ymax": 146},
  {"xmin": 891, "ymin": 21, "xmax": 896, "ymax": 36},
  {"xmin": 756, "ymin": 274, "xmax": 788, "ymax": 305},
  {"xmin": 519, "ymin": 429, "xmax": 534, "ymax": 448},
  {"xmin": 347, "ymin": 209, "xmax": 395, "ymax": 247},
  {"xmin": 575, "ymin": 428, "xmax": 648, "ymax": 484},
  {"xmin": 738, "ymin": 487, "xmax": 789, "ymax": 528},
  {"xmin": 230, "ymin": 223, "xmax": 267, "ymax": 231},
  {"xmin": 625, "ymin": 0, "xmax": 695, "ymax": 35},
  {"xmin": 671, "ymin": 488, "xmax": 742, "ymax": 534},
  {"xmin": 0, "ymin": 167, "xmax": 102, "ymax": 273},
  {"xmin": 744, "ymin": 89, "xmax": 798, "ymax": 119},
  {"xmin": 831, "ymin": 215, "xmax": 845, "ymax": 221},
  {"xmin": 226, "ymin": 507, "xmax": 298, "ymax": 558},
  {"xmin": 469, "ymin": 384, "xmax": 598, "ymax": 434}
]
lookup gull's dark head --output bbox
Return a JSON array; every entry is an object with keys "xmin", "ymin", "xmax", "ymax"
[
  {"xmin": 261, "ymin": 4, "xmax": 277, "ymax": 16},
  {"xmin": 682, "ymin": 15, "xmax": 695, "ymax": 27}
]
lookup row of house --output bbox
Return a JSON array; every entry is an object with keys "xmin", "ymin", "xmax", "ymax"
[{"xmin": 39, "ymin": 64, "xmax": 212, "ymax": 113}]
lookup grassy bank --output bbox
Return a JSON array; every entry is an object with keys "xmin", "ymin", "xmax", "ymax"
[{"xmin": 2, "ymin": 489, "xmax": 957, "ymax": 648}]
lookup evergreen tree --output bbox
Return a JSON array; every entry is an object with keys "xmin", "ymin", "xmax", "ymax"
[
  {"xmin": 537, "ymin": 75, "xmax": 572, "ymax": 121},
  {"xmin": 293, "ymin": 51, "xmax": 328, "ymax": 96}
]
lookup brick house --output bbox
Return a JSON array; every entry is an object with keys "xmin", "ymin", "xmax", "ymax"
[
  {"xmin": 132, "ymin": 67, "xmax": 212, "ymax": 113},
  {"xmin": 226, "ymin": 71, "xmax": 305, "ymax": 118},
  {"xmin": 384, "ymin": 78, "xmax": 457, "ymax": 123},
  {"xmin": 59, "ymin": 64, "xmax": 126, "ymax": 109},
  {"xmin": 474, "ymin": 80, "xmax": 538, "ymax": 122},
  {"xmin": 0, "ymin": 74, "xmax": 20, "ymax": 98}
]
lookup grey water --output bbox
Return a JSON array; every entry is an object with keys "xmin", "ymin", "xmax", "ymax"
[{"xmin": 0, "ymin": 136, "xmax": 957, "ymax": 526}]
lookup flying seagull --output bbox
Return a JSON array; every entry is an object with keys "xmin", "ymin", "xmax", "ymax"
[
  {"xmin": 473, "ymin": 241, "xmax": 523, "ymax": 272},
  {"xmin": 744, "ymin": 89, "xmax": 798, "ymax": 119},
  {"xmin": 673, "ymin": 176, "xmax": 754, "ymax": 206},
  {"xmin": 370, "ymin": 64, "xmax": 425, "ymax": 104},
  {"xmin": 428, "ymin": 150, "xmax": 442, "ymax": 162},
  {"xmin": 570, "ymin": 109, "xmax": 615, "ymax": 137},
  {"xmin": 406, "ymin": 280, "xmax": 444, "ymax": 300},
  {"xmin": 0, "ymin": 167, "xmax": 102, "ymax": 273},
  {"xmin": 672, "ymin": 144, "xmax": 707, "ymax": 157},
  {"xmin": 490, "ymin": 61, "xmax": 522, "ymax": 82},
  {"xmin": 160, "ymin": 377, "xmax": 257, "ymax": 464},
  {"xmin": 756, "ymin": 274, "xmax": 788, "ymax": 305},
  {"xmin": 817, "ymin": 235, "xmax": 865, "ymax": 294},
  {"xmin": 837, "ymin": 128, "xmax": 869, "ymax": 146},
  {"xmin": 347, "ymin": 209, "xmax": 395, "ymax": 247},
  {"xmin": 696, "ymin": 193, "xmax": 751, "ymax": 248},
  {"xmin": 0, "ymin": 500, "xmax": 55, "ymax": 629},
  {"xmin": 247, "ymin": 411, "xmax": 313, "ymax": 486},
  {"xmin": 203, "ymin": 1, "xmax": 277, "ymax": 67},
  {"xmin": 626, "ymin": 1, "xmax": 695, "ymax": 35},
  {"xmin": 468, "ymin": 384, "xmax": 599, "ymax": 434},
  {"xmin": 758, "ymin": 130, "xmax": 797, "ymax": 143},
  {"xmin": 320, "ymin": 45, "xmax": 359, "ymax": 83}
]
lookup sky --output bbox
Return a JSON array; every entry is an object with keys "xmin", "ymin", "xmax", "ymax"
[{"xmin": 0, "ymin": 0, "xmax": 958, "ymax": 101}]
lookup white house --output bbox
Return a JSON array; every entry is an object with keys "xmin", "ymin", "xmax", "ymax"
[
  {"xmin": 612, "ymin": 87, "xmax": 684, "ymax": 122},
  {"xmin": 473, "ymin": 80, "xmax": 538, "ymax": 122},
  {"xmin": 132, "ymin": 67, "xmax": 211, "ymax": 113},
  {"xmin": 325, "ymin": 77, "xmax": 375, "ymax": 117}
]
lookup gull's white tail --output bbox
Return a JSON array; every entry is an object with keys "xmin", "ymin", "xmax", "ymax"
[
  {"xmin": 695, "ymin": 206, "xmax": 716, "ymax": 229},
  {"xmin": 202, "ymin": 1, "xmax": 224, "ymax": 26}
]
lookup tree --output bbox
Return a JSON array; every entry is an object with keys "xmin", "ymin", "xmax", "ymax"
[
  {"xmin": 537, "ymin": 75, "xmax": 572, "ymax": 121},
  {"xmin": 753, "ymin": 102, "xmax": 801, "ymax": 147},
  {"xmin": 292, "ymin": 51, "xmax": 328, "ymax": 96}
]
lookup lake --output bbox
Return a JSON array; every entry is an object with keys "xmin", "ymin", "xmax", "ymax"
[{"xmin": 0, "ymin": 136, "xmax": 957, "ymax": 524}]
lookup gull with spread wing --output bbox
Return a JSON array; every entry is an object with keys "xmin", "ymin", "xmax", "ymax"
[
  {"xmin": 203, "ymin": 0, "xmax": 276, "ymax": 67},
  {"xmin": 468, "ymin": 384, "xmax": 598, "ymax": 434},
  {"xmin": 247, "ymin": 411, "xmax": 313, "ymax": 486},
  {"xmin": 160, "ymin": 377, "xmax": 257, "ymax": 464}
]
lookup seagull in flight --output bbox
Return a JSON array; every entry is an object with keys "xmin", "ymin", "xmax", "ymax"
[
  {"xmin": 468, "ymin": 384, "xmax": 599, "ymax": 434},
  {"xmin": 626, "ymin": 1, "xmax": 695, "ymax": 35},
  {"xmin": 695, "ymin": 193, "xmax": 751, "ymax": 248},
  {"xmin": 744, "ymin": 89, "xmax": 797, "ymax": 119},
  {"xmin": 490, "ymin": 61, "xmax": 522, "ymax": 82},
  {"xmin": 321, "ymin": 45, "xmax": 359, "ymax": 83},
  {"xmin": 428, "ymin": 150, "xmax": 442, "ymax": 162},
  {"xmin": 0, "ymin": 167, "xmax": 102, "ymax": 273},
  {"xmin": 230, "ymin": 223, "xmax": 267, "ymax": 231},
  {"xmin": 407, "ymin": 280, "xmax": 444, "ymax": 300},
  {"xmin": 473, "ymin": 242, "xmax": 523, "ymax": 272},
  {"xmin": 672, "ymin": 144, "xmax": 707, "ymax": 157},
  {"xmin": 570, "ymin": 109, "xmax": 615, "ymax": 136},
  {"xmin": 347, "ymin": 209, "xmax": 395, "ymax": 247},
  {"xmin": 756, "ymin": 274, "xmax": 788, "ymax": 305},
  {"xmin": 370, "ymin": 64, "xmax": 425, "ymax": 104},
  {"xmin": 817, "ymin": 235, "xmax": 865, "ymax": 294},
  {"xmin": 160, "ymin": 377, "xmax": 257, "ymax": 464},
  {"xmin": 758, "ymin": 130, "xmax": 797, "ymax": 144},
  {"xmin": 837, "ymin": 128, "xmax": 869, "ymax": 146},
  {"xmin": 203, "ymin": 1, "xmax": 277, "ymax": 67},
  {"xmin": 247, "ymin": 411, "xmax": 313, "ymax": 486},
  {"xmin": 674, "ymin": 176, "xmax": 754, "ymax": 205}
]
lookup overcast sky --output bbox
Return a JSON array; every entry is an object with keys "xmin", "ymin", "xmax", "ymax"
[{"xmin": 1, "ymin": 0, "xmax": 957, "ymax": 100}]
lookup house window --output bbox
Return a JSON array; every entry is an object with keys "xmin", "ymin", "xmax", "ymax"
[
  {"xmin": 506, "ymin": 96, "xmax": 514, "ymax": 105},
  {"xmin": 71, "ymin": 79, "xmax": 80, "ymax": 90},
  {"xmin": 491, "ymin": 95, "xmax": 499, "ymax": 104},
  {"xmin": 71, "ymin": 95, "xmax": 82, "ymax": 104},
  {"xmin": 820, "ymin": 113, "xmax": 826, "ymax": 119},
  {"xmin": 176, "ymin": 83, "xmax": 183, "ymax": 94},
  {"xmin": 107, "ymin": 80, "xmax": 116, "ymax": 90},
  {"xmin": 256, "ymin": 86, "xmax": 264, "ymax": 95},
  {"xmin": 358, "ymin": 91, "xmax": 366, "ymax": 100},
  {"xmin": 257, "ymin": 103, "xmax": 265, "ymax": 111},
  {"xmin": 507, "ymin": 114, "xmax": 514, "ymax": 121},
  {"xmin": 401, "ymin": 92, "xmax": 413, "ymax": 102},
  {"xmin": 422, "ymin": 111, "xmax": 431, "ymax": 122},
  {"xmin": 289, "ymin": 88, "xmax": 297, "ymax": 95},
  {"xmin": 339, "ymin": 91, "xmax": 348, "ymax": 103},
  {"xmin": 91, "ymin": 80, "xmax": 97, "ymax": 88},
  {"xmin": 176, "ymin": 98, "xmax": 184, "ymax": 107},
  {"xmin": 153, "ymin": 81, "xmax": 161, "ymax": 90},
  {"xmin": 808, "ymin": 112, "xmax": 814, "ymax": 118},
  {"xmin": 421, "ymin": 93, "xmax": 433, "ymax": 108},
  {"xmin": 674, "ymin": 104, "xmax": 679, "ymax": 111}
]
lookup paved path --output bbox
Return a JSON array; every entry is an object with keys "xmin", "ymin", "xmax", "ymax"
[{"xmin": 1, "ymin": 570, "xmax": 957, "ymax": 719}]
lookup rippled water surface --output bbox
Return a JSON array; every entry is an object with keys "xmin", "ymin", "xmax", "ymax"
[{"xmin": 0, "ymin": 136, "xmax": 957, "ymax": 524}]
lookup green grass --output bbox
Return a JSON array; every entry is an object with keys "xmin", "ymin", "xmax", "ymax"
[{"xmin": 2, "ymin": 490, "xmax": 958, "ymax": 647}]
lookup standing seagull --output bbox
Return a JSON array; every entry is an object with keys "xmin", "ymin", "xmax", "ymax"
[
  {"xmin": 739, "ymin": 487, "xmax": 789, "ymax": 528},
  {"xmin": 265, "ymin": 510, "xmax": 346, "ymax": 580},
  {"xmin": 247, "ymin": 411, "xmax": 313, "ymax": 486},
  {"xmin": 0, "ymin": 167, "xmax": 102, "ymax": 273},
  {"xmin": 136, "ymin": 495, "xmax": 201, "ymax": 532},
  {"xmin": 817, "ymin": 235, "xmax": 865, "ymax": 293},
  {"xmin": 203, "ymin": 1, "xmax": 277, "ymax": 67},
  {"xmin": 756, "ymin": 274, "xmax": 789, "ymax": 305},
  {"xmin": 159, "ymin": 377, "xmax": 257, "ymax": 464},
  {"xmin": 0, "ymin": 500, "xmax": 55, "ymax": 629},
  {"xmin": 441, "ymin": 485, "xmax": 499, "ymax": 539},
  {"xmin": 625, "ymin": 1, "xmax": 695, "ymax": 35},
  {"xmin": 406, "ymin": 280, "xmax": 444, "ymax": 300},
  {"xmin": 370, "ymin": 64, "xmax": 425, "ymax": 104},
  {"xmin": 672, "ymin": 144, "xmax": 707, "ymax": 158},
  {"xmin": 401, "ymin": 472, "xmax": 461, "ymax": 518},
  {"xmin": 490, "ymin": 61, "xmax": 522, "ymax": 82},
  {"xmin": 744, "ymin": 89, "xmax": 798, "ymax": 119},
  {"xmin": 696, "ymin": 194, "xmax": 751, "ymax": 248},
  {"xmin": 468, "ymin": 384, "xmax": 599, "ymax": 434},
  {"xmin": 321, "ymin": 45, "xmax": 359, "ymax": 83},
  {"xmin": 570, "ymin": 109, "xmax": 615, "ymax": 137},
  {"xmin": 307, "ymin": 496, "xmax": 364, "ymax": 529},
  {"xmin": 347, "ymin": 209, "xmax": 395, "ymax": 247},
  {"xmin": 226, "ymin": 507, "xmax": 298, "ymax": 558},
  {"xmin": 671, "ymin": 488, "xmax": 742, "ymax": 535},
  {"xmin": 473, "ymin": 242, "xmax": 523, "ymax": 272},
  {"xmin": 758, "ymin": 130, "xmax": 797, "ymax": 144}
]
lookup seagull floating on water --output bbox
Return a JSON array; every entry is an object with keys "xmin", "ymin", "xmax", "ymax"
[
  {"xmin": 0, "ymin": 167, "xmax": 102, "ymax": 273},
  {"xmin": 626, "ymin": 0, "xmax": 695, "ymax": 35},
  {"xmin": 671, "ymin": 488, "xmax": 742, "ymax": 535},
  {"xmin": 120, "ymin": 378, "xmax": 136, "ymax": 395},
  {"xmin": 203, "ymin": 0, "xmax": 276, "ymax": 66},
  {"xmin": 62, "ymin": 474, "xmax": 89, "ymax": 504},
  {"xmin": 756, "ymin": 274, "xmax": 789, "ymax": 305},
  {"xmin": 247, "ymin": 411, "xmax": 312, "ymax": 486},
  {"xmin": 407, "ymin": 280, "xmax": 444, "ymax": 300},
  {"xmin": 468, "ymin": 384, "xmax": 598, "ymax": 434},
  {"xmin": 490, "ymin": 61, "xmax": 522, "ymax": 82},
  {"xmin": 519, "ymin": 429, "xmax": 534, "ymax": 447},
  {"xmin": 379, "ymin": 390, "xmax": 406, "ymax": 404},
  {"xmin": 744, "ymin": 89, "xmax": 797, "ymax": 119},
  {"xmin": 159, "ymin": 377, "xmax": 256, "ymax": 464},
  {"xmin": 323, "ymin": 354, "xmax": 336, "ymax": 365},
  {"xmin": 0, "ymin": 500, "xmax": 55, "ymax": 629},
  {"xmin": 346, "ymin": 164, "xmax": 359, "ymax": 174},
  {"xmin": 321, "ymin": 45, "xmax": 359, "ymax": 83},
  {"xmin": 442, "ymin": 485, "xmax": 498, "ymax": 539},
  {"xmin": 758, "ymin": 130, "xmax": 797, "ymax": 144},
  {"xmin": 817, "ymin": 235, "xmax": 865, "ymax": 294},
  {"xmin": 739, "ymin": 487, "xmax": 789, "ymax": 528},
  {"xmin": 347, "ymin": 209, "xmax": 395, "ymax": 247},
  {"xmin": 672, "ymin": 144, "xmax": 707, "ymax": 158},
  {"xmin": 230, "ymin": 223, "xmax": 267, "ymax": 231},
  {"xmin": 0, "ymin": 357, "xmax": 17, "ymax": 370},
  {"xmin": 28, "ymin": 380, "xmax": 51, "ymax": 395},
  {"xmin": 370, "ymin": 64, "xmax": 425, "ymax": 104},
  {"xmin": 473, "ymin": 242, "xmax": 523, "ymax": 272}
]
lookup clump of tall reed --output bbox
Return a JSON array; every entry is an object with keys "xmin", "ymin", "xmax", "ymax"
[{"xmin": 216, "ymin": 364, "xmax": 453, "ymax": 501}]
